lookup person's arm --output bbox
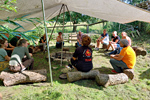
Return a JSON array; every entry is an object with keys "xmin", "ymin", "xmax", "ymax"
[
  {"xmin": 5, "ymin": 43, "xmax": 15, "ymax": 51},
  {"xmin": 72, "ymin": 57, "xmax": 77, "ymax": 60},
  {"xmin": 9, "ymin": 43, "xmax": 15, "ymax": 48},
  {"xmin": 72, "ymin": 48, "xmax": 78, "ymax": 60},
  {"xmin": 4, "ymin": 55, "xmax": 10, "ymax": 61},
  {"xmin": 101, "ymin": 36, "xmax": 107, "ymax": 41},
  {"xmin": 98, "ymin": 36, "xmax": 102, "ymax": 40},
  {"xmin": 25, "ymin": 47, "xmax": 31, "ymax": 59},
  {"xmin": 110, "ymin": 54, "xmax": 123, "ymax": 61},
  {"xmin": 41, "ymin": 39, "xmax": 46, "ymax": 43}
]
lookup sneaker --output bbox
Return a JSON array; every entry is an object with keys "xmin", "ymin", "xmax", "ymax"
[
  {"xmin": 21, "ymin": 67, "xmax": 26, "ymax": 72},
  {"xmin": 94, "ymin": 47, "xmax": 99, "ymax": 51},
  {"xmin": 104, "ymin": 49, "xmax": 108, "ymax": 52},
  {"xmin": 65, "ymin": 64, "xmax": 73, "ymax": 69},
  {"xmin": 104, "ymin": 53, "xmax": 110, "ymax": 56},
  {"xmin": 111, "ymin": 70, "xmax": 118, "ymax": 73}
]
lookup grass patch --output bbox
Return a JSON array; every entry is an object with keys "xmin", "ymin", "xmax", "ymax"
[{"xmin": 0, "ymin": 34, "xmax": 150, "ymax": 100}]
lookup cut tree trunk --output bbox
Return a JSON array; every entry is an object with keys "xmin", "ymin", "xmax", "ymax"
[
  {"xmin": 95, "ymin": 73, "xmax": 128, "ymax": 87},
  {"xmin": 123, "ymin": 69, "xmax": 134, "ymax": 80},
  {"xmin": 132, "ymin": 46, "xmax": 147, "ymax": 56},
  {"xmin": 0, "ymin": 69, "xmax": 47, "ymax": 86},
  {"xmin": 67, "ymin": 70, "xmax": 100, "ymax": 82}
]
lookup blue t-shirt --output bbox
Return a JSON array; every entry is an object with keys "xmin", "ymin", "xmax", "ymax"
[{"xmin": 0, "ymin": 48, "xmax": 7, "ymax": 62}]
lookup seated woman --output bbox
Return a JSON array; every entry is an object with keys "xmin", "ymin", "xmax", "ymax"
[
  {"xmin": 0, "ymin": 39, "xmax": 10, "ymax": 71},
  {"xmin": 110, "ymin": 39, "xmax": 136, "ymax": 73},
  {"xmin": 39, "ymin": 34, "xmax": 47, "ymax": 51},
  {"xmin": 105, "ymin": 31, "xmax": 120, "ymax": 51},
  {"xmin": 66, "ymin": 35, "xmax": 93, "ymax": 72},
  {"xmin": 9, "ymin": 39, "xmax": 34, "ymax": 72},
  {"xmin": 4, "ymin": 33, "xmax": 15, "ymax": 57},
  {"xmin": 56, "ymin": 32, "xmax": 64, "ymax": 48}
]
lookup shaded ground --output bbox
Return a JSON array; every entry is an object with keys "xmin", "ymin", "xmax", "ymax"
[{"xmin": 0, "ymin": 35, "xmax": 150, "ymax": 100}]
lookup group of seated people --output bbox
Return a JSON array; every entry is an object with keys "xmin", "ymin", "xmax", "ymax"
[
  {"xmin": 0, "ymin": 30, "xmax": 136, "ymax": 74},
  {"xmin": 66, "ymin": 29, "xmax": 136, "ymax": 73},
  {"xmin": 0, "ymin": 34, "xmax": 34, "ymax": 72},
  {"xmin": 0, "ymin": 31, "xmax": 64, "ymax": 72}
]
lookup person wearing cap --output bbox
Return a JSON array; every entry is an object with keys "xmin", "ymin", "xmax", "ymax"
[
  {"xmin": 77, "ymin": 31, "xmax": 83, "ymax": 47},
  {"xmin": 94, "ymin": 29, "xmax": 109, "ymax": 51},
  {"xmin": 105, "ymin": 31, "xmax": 120, "ymax": 51},
  {"xmin": 110, "ymin": 39, "xmax": 136, "ymax": 73},
  {"xmin": 56, "ymin": 32, "xmax": 64, "ymax": 48}
]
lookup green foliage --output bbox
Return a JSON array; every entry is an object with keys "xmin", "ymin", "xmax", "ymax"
[
  {"xmin": 0, "ymin": 0, "xmax": 17, "ymax": 12},
  {"xmin": 145, "ymin": 23, "xmax": 150, "ymax": 34}
]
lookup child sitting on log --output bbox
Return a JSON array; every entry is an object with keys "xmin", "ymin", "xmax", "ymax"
[
  {"xmin": 9, "ymin": 39, "xmax": 34, "ymax": 72},
  {"xmin": 0, "ymin": 39, "xmax": 10, "ymax": 71},
  {"xmin": 66, "ymin": 35, "xmax": 93, "ymax": 72}
]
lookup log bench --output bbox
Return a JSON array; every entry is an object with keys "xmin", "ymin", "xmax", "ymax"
[
  {"xmin": 0, "ymin": 69, "xmax": 47, "ymax": 86},
  {"xmin": 0, "ymin": 61, "xmax": 9, "ymax": 72},
  {"xmin": 102, "ymin": 44, "xmax": 108, "ymax": 49},
  {"xmin": 67, "ymin": 69, "xmax": 134, "ymax": 87}
]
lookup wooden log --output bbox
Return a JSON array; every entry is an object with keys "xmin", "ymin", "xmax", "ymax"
[
  {"xmin": 67, "ymin": 70, "xmax": 100, "ymax": 82},
  {"xmin": 95, "ymin": 73, "xmax": 128, "ymax": 87},
  {"xmin": 123, "ymin": 69, "xmax": 134, "ymax": 80},
  {"xmin": 102, "ymin": 44, "xmax": 108, "ymax": 49},
  {"xmin": 88, "ymin": 44, "xmax": 95, "ymax": 48},
  {"xmin": 132, "ymin": 46, "xmax": 147, "ymax": 56},
  {"xmin": 63, "ymin": 47, "xmax": 69, "ymax": 51},
  {"xmin": 0, "ymin": 69, "xmax": 47, "ymax": 86}
]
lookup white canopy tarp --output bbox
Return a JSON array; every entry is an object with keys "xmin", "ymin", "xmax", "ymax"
[{"xmin": 0, "ymin": 0, "xmax": 150, "ymax": 30}]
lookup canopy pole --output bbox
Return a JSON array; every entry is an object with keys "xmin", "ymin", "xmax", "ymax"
[
  {"xmin": 41, "ymin": 0, "xmax": 53, "ymax": 86},
  {"xmin": 48, "ymin": 4, "xmax": 64, "ymax": 43},
  {"xmin": 60, "ymin": 5, "xmax": 65, "ymax": 66}
]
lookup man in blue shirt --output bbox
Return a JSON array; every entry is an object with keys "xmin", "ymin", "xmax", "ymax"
[{"xmin": 95, "ymin": 29, "xmax": 109, "ymax": 51}]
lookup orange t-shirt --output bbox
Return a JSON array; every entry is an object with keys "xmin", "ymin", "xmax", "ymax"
[{"xmin": 119, "ymin": 46, "xmax": 136, "ymax": 69}]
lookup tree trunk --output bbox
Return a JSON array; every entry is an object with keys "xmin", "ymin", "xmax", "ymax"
[
  {"xmin": 0, "ymin": 69, "xmax": 47, "ymax": 86},
  {"xmin": 123, "ymin": 69, "xmax": 134, "ymax": 80},
  {"xmin": 67, "ymin": 70, "xmax": 100, "ymax": 82},
  {"xmin": 95, "ymin": 73, "xmax": 128, "ymax": 87},
  {"xmin": 132, "ymin": 46, "xmax": 147, "ymax": 56},
  {"xmin": 72, "ymin": 21, "xmax": 77, "ymax": 32}
]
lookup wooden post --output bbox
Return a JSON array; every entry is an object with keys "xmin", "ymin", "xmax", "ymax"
[{"xmin": 87, "ymin": 25, "xmax": 89, "ymax": 33}]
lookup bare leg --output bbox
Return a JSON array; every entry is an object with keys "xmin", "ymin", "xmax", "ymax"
[{"xmin": 96, "ymin": 40, "xmax": 100, "ymax": 48}]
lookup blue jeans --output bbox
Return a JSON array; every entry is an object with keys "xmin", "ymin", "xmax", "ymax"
[
  {"xmin": 108, "ymin": 47, "xmax": 123, "ymax": 55},
  {"xmin": 77, "ymin": 42, "xmax": 82, "ymax": 47},
  {"xmin": 110, "ymin": 59, "xmax": 129, "ymax": 73}
]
